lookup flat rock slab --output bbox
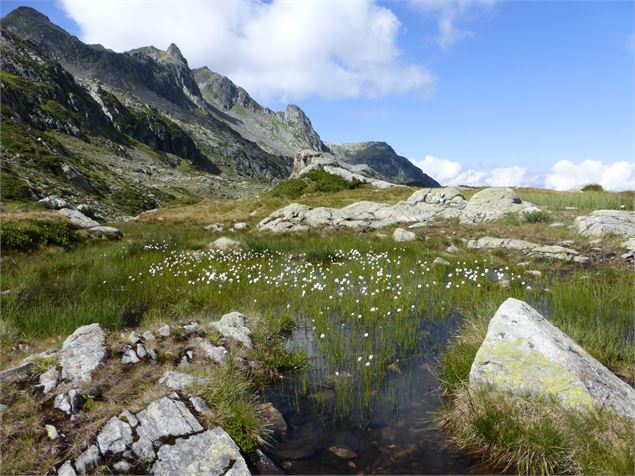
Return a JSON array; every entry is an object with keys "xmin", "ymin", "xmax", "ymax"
[
  {"xmin": 57, "ymin": 208, "xmax": 100, "ymax": 228},
  {"xmin": 135, "ymin": 397, "xmax": 203, "ymax": 443},
  {"xmin": 574, "ymin": 210, "xmax": 635, "ymax": 238},
  {"xmin": 459, "ymin": 187, "xmax": 538, "ymax": 224},
  {"xmin": 469, "ymin": 298, "xmax": 635, "ymax": 418},
  {"xmin": 211, "ymin": 312, "xmax": 252, "ymax": 348},
  {"xmin": 60, "ymin": 323, "xmax": 106, "ymax": 383},
  {"xmin": 209, "ymin": 237, "xmax": 245, "ymax": 251},
  {"xmin": 97, "ymin": 416, "xmax": 133, "ymax": 454},
  {"xmin": 467, "ymin": 237, "xmax": 588, "ymax": 262},
  {"xmin": 152, "ymin": 427, "xmax": 250, "ymax": 476}
]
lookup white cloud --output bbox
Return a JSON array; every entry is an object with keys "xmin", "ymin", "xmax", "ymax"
[
  {"xmin": 545, "ymin": 160, "xmax": 635, "ymax": 191},
  {"xmin": 416, "ymin": 155, "xmax": 635, "ymax": 191},
  {"xmin": 409, "ymin": 0, "xmax": 496, "ymax": 48},
  {"xmin": 59, "ymin": 0, "xmax": 435, "ymax": 103},
  {"xmin": 415, "ymin": 155, "xmax": 535, "ymax": 187}
]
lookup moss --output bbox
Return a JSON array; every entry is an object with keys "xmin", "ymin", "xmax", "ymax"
[{"xmin": 270, "ymin": 168, "xmax": 361, "ymax": 199}]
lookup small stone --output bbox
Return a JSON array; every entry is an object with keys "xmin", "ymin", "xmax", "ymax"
[
  {"xmin": 74, "ymin": 445, "xmax": 100, "ymax": 474},
  {"xmin": 204, "ymin": 223, "xmax": 224, "ymax": 232},
  {"xmin": 54, "ymin": 390, "xmax": 84, "ymax": 415},
  {"xmin": 135, "ymin": 397, "xmax": 203, "ymax": 443},
  {"xmin": 208, "ymin": 237, "xmax": 245, "ymax": 251},
  {"xmin": 197, "ymin": 340, "xmax": 226, "ymax": 364},
  {"xmin": 158, "ymin": 371, "xmax": 195, "ymax": 391},
  {"xmin": 211, "ymin": 312, "xmax": 252, "ymax": 348},
  {"xmin": 232, "ymin": 222, "xmax": 248, "ymax": 231},
  {"xmin": 148, "ymin": 348, "xmax": 158, "ymax": 360},
  {"xmin": 128, "ymin": 332, "xmax": 141, "ymax": 345},
  {"xmin": 142, "ymin": 331, "xmax": 156, "ymax": 342},
  {"xmin": 182, "ymin": 322, "xmax": 200, "ymax": 334},
  {"xmin": 39, "ymin": 367, "xmax": 59, "ymax": 394},
  {"xmin": 498, "ymin": 279, "xmax": 511, "ymax": 289},
  {"xmin": 189, "ymin": 396, "xmax": 214, "ymax": 417},
  {"xmin": 57, "ymin": 461, "xmax": 77, "ymax": 476},
  {"xmin": 433, "ymin": 257, "xmax": 450, "ymax": 266},
  {"xmin": 46, "ymin": 424, "xmax": 59, "ymax": 440},
  {"xmin": 136, "ymin": 344, "xmax": 147, "ymax": 359},
  {"xmin": 525, "ymin": 270, "xmax": 542, "ymax": 278},
  {"xmin": 119, "ymin": 410, "xmax": 138, "ymax": 427},
  {"xmin": 112, "ymin": 460, "xmax": 132, "ymax": 473},
  {"xmin": 393, "ymin": 227, "xmax": 416, "ymax": 242},
  {"xmin": 257, "ymin": 403, "xmax": 287, "ymax": 437},
  {"xmin": 97, "ymin": 416, "xmax": 133, "ymax": 454},
  {"xmin": 328, "ymin": 446, "xmax": 358, "ymax": 459},
  {"xmin": 121, "ymin": 347, "xmax": 139, "ymax": 365},
  {"xmin": 446, "ymin": 245, "xmax": 459, "ymax": 253},
  {"xmin": 157, "ymin": 325, "xmax": 171, "ymax": 338},
  {"xmin": 178, "ymin": 356, "xmax": 190, "ymax": 368}
]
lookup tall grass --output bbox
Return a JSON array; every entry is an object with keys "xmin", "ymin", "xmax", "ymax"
[{"xmin": 517, "ymin": 188, "xmax": 634, "ymax": 211}]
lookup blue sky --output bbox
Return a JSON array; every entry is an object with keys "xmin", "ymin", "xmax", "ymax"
[{"xmin": 2, "ymin": 0, "xmax": 634, "ymax": 189}]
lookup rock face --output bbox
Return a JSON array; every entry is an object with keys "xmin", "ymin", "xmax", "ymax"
[
  {"xmin": 60, "ymin": 323, "xmax": 106, "ymax": 383},
  {"xmin": 574, "ymin": 210, "xmax": 635, "ymax": 238},
  {"xmin": 211, "ymin": 312, "xmax": 252, "ymax": 348},
  {"xmin": 460, "ymin": 188, "xmax": 538, "ymax": 224},
  {"xmin": 470, "ymin": 298, "xmax": 635, "ymax": 418},
  {"xmin": 291, "ymin": 149, "xmax": 398, "ymax": 189},
  {"xmin": 467, "ymin": 237, "xmax": 588, "ymax": 262},
  {"xmin": 152, "ymin": 428, "xmax": 250, "ymax": 476}
]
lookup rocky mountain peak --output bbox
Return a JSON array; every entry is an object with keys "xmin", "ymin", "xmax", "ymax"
[{"xmin": 166, "ymin": 43, "xmax": 187, "ymax": 65}]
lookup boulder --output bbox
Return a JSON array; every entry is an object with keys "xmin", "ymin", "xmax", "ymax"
[
  {"xmin": 54, "ymin": 389, "xmax": 84, "ymax": 415},
  {"xmin": 152, "ymin": 428, "xmax": 250, "ymax": 476},
  {"xmin": 74, "ymin": 445, "xmax": 101, "ymax": 474},
  {"xmin": 57, "ymin": 208, "xmax": 100, "ymax": 228},
  {"xmin": 60, "ymin": 324, "xmax": 106, "ymax": 383},
  {"xmin": 197, "ymin": 339, "xmax": 227, "ymax": 364},
  {"xmin": 57, "ymin": 460, "xmax": 76, "ymax": 476},
  {"xmin": 157, "ymin": 325, "xmax": 171, "ymax": 337},
  {"xmin": 232, "ymin": 222, "xmax": 248, "ymax": 231},
  {"xmin": 39, "ymin": 196, "xmax": 71, "ymax": 210},
  {"xmin": 204, "ymin": 223, "xmax": 224, "ymax": 232},
  {"xmin": 211, "ymin": 312, "xmax": 252, "ymax": 348},
  {"xmin": 460, "ymin": 188, "xmax": 537, "ymax": 224},
  {"xmin": 135, "ymin": 397, "xmax": 203, "ymax": 443},
  {"xmin": 158, "ymin": 371, "xmax": 196, "ymax": 391},
  {"xmin": 574, "ymin": 210, "xmax": 635, "ymax": 238},
  {"xmin": 85, "ymin": 226, "xmax": 122, "ymax": 240},
  {"xmin": 38, "ymin": 367, "xmax": 59, "ymax": 394},
  {"xmin": 470, "ymin": 298, "xmax": 635, "ymax": 418},
  {"xmin": 209, "ymin": 237, "xmax": 245, "ymax": 251},
  {"xmin": 393, "ymin": 228, "xmax": 415, "ymax": 242}
]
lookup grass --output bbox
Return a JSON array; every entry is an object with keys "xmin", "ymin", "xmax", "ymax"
[
  {"xmin": 270, "ymin": 169, "xmax": 362, "ymax": 199},
  {"xmin": 517, "ymin": 187, "xmax": 634, "ymax": 211},
  {"xmin": 1, "ymin": 186, "xmax": 633, "ymax": 475},
  {"xmin": 0, "ymin": 218, "xmax": 84, "ymax": 253}
]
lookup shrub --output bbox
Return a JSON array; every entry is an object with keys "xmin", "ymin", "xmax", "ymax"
[
  {"xmin": 270, "ymin": 168, "xmax": 361, "ymax": 199},
  {"xmin": 522, "ymin": 210, "xmax": 552, "ymax": 224},
  {"xmin": 581, "ymin": 183, "xmax": 604, "ymax": 192},
  {"xmin": 0, "ymin": 220, "xmax": 82, "ymax": 253}
]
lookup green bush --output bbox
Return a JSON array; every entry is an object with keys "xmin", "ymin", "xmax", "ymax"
[
  {"xmin": 270, "ymin": 168, "xmax": 361, "ymax": 199},
  {"xmin": 581, "ymin": 183, "xmax": 604, "ymax": 192},
  {"xmin": 522, "ymin": 210, "xmax": 552, "ymax": 224},
  {"xmin": 0, "ymin": 220, "xmax": 82, "ymax": 252}
]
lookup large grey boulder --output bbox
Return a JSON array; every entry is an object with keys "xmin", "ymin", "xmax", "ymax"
[
  {"xmin": 211, "ymin": 312, "xmax": 252, "ymax": 348},
  {"xmin": 460, "ymin": 187, "xmax": 538, "ymax": 223},
  {"xmin": 152, "ymin": 428, "xmax": 250, "ymax": 476},
  {"xmin": 135, "ymin": 397, "xmax": 203, "ymax": 443},
  {"xmin": 467, "ymin": 237, "xmax": 588, "ymax": 263},
  {"xmin": 470, "ymin": 298, "xmax": 635, "ymax": 418},
  {"xmin": 85, "ymin": 226, "xmax": 122, "ymax": 240},
  {"xmin": 574, "ymin": 210, "xmax": 635, "ymax": 238},
  {"xmin": 60, "ymin": 324, "xmax": 106, "ymax": 383},
  {"xmin": 57, "ymin": 208, "xmax": 100, "ymax": 228}
]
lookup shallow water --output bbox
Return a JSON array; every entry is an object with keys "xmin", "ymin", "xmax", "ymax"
[{"xmin": 261, "ymin": 313, "xmax": 491, "ymax": 475}]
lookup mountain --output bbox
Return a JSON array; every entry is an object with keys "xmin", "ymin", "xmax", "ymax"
[
  {"xmin": 0, "ymin": 6, "xmax": 438, "ymax": 216},
  {"xmin": 329, "ymin": 142, "xmax": 439, "ymax": 187}
]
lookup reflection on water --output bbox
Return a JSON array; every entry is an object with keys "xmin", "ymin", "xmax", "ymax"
[{"xmin": 261, "ymin": 312, "xmax": 491, "ymax": 475}]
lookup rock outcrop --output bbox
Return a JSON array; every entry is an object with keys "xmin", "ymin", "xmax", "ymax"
[
  {"xmin": 459, "ymin": 187, "xmax": 539, "ymax": 224},
  {"xmin": 258, "ymin": 187, "xmax": 539, "ymax": 233},
  {"xmin": 291, "ymin": 149, "xmax": 398, "ymax": 189},
  {"xmin": 574, "ymin": 210, "xmax": 635, "ymax": 239},
  {"xmin": 467, "ymin": 237, "xmax": 588, "ymax": 262},
  {"xmin": 470, "ymin": 298, "xmax": 635, "ymax": 418}
]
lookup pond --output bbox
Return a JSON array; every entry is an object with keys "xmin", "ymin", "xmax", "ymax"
[{"xmin": 261, "ymin": 312, "xmax": 492, "ymax": 475}]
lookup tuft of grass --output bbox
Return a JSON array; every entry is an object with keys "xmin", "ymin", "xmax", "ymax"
[
  {"xmin": 522, "ymin": 209, "xmax": 552, "ymax": 224},
  {"xmin": 581, "ymin": 184, "xmax": 603, "ymax": 192}
]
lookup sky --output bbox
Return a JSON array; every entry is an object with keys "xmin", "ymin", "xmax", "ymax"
[{"xmin": 2, "ymin": 0, "xmax": 634, "ymax": 190}]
